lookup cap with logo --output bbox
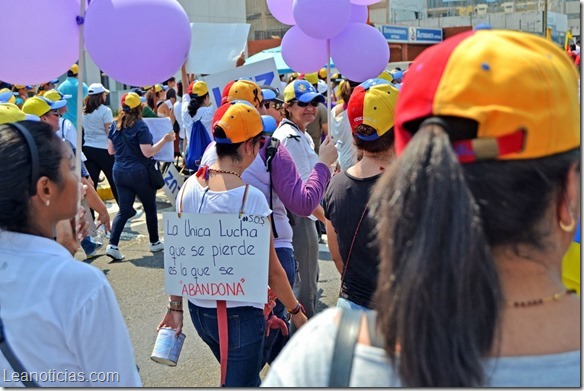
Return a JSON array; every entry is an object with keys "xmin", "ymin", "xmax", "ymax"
[
  {"xmin": 87, "ymin": 83, "xmax": 110, "ymax": 96},
  {"xmin": 22, "ymin": 96, "xmax": 66, "ymax": 117},
  {"xmin": 121, "ymin": 92, "xmax": 146, "ymax": 110},
  {"xmin": 395, "ymin": 29, "xmax": 580, "ymax": 162},
  {"xmin": 222, "ymin": 79, "xmax": 263, "ymax": 107},
  {"xmin": 187, "ymin": 81, "xmax": 209, "ymax": 97},
  {"xmin": 347, "ymin": 78, "xmax": 399, "ymax": 141},
  {"xmin": 213, "ymin": 101, "xmax": 275, "ymax": 144},
  {"xmin": 283, "ymin": 80, "xmax": 325, "ymax": 104}
]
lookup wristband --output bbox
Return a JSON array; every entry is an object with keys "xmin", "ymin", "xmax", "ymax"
[
  {"xmin": 167, "ymin": 307, "xmax": 184, "ymax": 314},
  {"xmin": 168, "ymin": 300, "xmax": 183, "ymax": 310},
  {"xmin": 286, "ymin": 301, "xmax": 305, "ymax": 315}
]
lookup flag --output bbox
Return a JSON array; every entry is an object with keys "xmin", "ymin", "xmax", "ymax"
[{"xmin": 564, "ymin": 29, "xmax": 574, "ymax": 51}]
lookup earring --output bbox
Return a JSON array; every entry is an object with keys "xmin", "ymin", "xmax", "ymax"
[
  {"xmin": 45, "ymin": 200, "xmax": 50, "ymax": 207},
  {"xmin": 559, "ymin": 215, "xmax": 576, "ymax": 233}
]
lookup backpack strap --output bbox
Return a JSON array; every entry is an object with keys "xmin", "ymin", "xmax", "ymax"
[
  {"xmin": 329, "ymin": 309, "xmax": 363, "ymax": 387},
  {"xmin": 365, "ymin": 310, "xmax": 384, "ymax": 349},
  {"xmin": 265, "ymin": 137, "xmax": 280, "ymax": 238},
  {"xmin": 0, "ymin": 309, "xmax": 39, "ymax": 387}
]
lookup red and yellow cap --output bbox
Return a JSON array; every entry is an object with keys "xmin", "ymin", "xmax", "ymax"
[
  {"xmin": 187, "ymin": 81, "xmax": 209, "ymax": 97},
  {"xmin": 221, "ymin": 79, "xmax": 263, "ymax": 108},
  {"xmin": 395, "ymin": 29, "xmax": 580, "ymax": 162},
  {"xmin": 347, "ymin": 79, "xmax": 399, "ymax": 141}
]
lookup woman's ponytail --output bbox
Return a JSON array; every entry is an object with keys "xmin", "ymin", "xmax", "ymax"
[{"xmin": 370, "ymin": 122, "xmax": 501, "ymax": 387}]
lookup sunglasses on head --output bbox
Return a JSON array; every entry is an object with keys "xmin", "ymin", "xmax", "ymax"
[{"xmin": 295, "ymin": 100, "xmax": 320, "ymax": 108}]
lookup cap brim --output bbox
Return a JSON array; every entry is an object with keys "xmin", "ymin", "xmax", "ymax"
[
  {"xmin": 51, "ymin": 99, "xmax": 67, "ymax": 110},
  {"xmin": 50, "ymin": 79, "xmax": 59, "ymax": 84},
  {"xmin": 297, "ymin": 92, "xmax": 324, "ymax": 103},
  {"xmin": 261, "ymin": 115, "xmax": 277, "ymax": 134},
  {"xmin": 62, "ymin": 94, "xmax": 72, "ymax": 100},
  {"xmin": 25, "ymin": 114, "xmax": 40, "ymax": 121},
  {"xmin": 0, "ymin": 92, "xmax": 12, "ymax": 103}
]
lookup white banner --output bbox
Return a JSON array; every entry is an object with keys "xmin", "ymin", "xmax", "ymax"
[
  {"xmin": 186, "ymin": 23, "xmax": 250, "ymax": 75},
  {"xmin": 143, "ymin": 117, "xmax": 174, "ymax": 162},
  {"xmin": 163, "ymin": 212, "xmax": 270, "ymax": 303},
  {"xmin": 202, "ymin": 58, "xmax": 281, "ymax": 108},
  {"xmin": 161, "ymin": 163, "xmax": 184, "ymax": 208}
]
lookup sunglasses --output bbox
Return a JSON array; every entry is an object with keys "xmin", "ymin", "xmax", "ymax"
[
  {"xmin": 295, "ymin": 100, "xmax": 320, "ymax": 108},
  {"xmin": 263, "ymin": 101, "xmax": 283, "ymax": 110}
]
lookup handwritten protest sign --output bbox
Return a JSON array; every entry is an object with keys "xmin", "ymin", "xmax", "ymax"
[
  {"xmin": 202, "ymin": 58, "xmax": 281, "ymax": 108},
  {"xmin": 163, "ymin": 212, "xmax": 270, "ymax": 304},
  {"xmin": 143, "ymin": 117, "xmax": 174, "ymax": 162}
]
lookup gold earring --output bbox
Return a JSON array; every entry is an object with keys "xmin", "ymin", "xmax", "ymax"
[
  {"xmin": 559, "ymin": 215, "xmax": 576, "ymax": 233},
  {"xmin": 45, "ymin": 200, "xmax": 50, "ymax": 207}
]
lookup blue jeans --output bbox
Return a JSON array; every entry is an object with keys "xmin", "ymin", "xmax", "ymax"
[
  {"xmin": 337, "ymin": 297, "xmax": 371, "ymax": 312},
  {"xmin": 262, "ymin": 247, "xmax": 297, "ymax": 365},
  {"xmin": 188, "ymin": 302, "xmax": 266, "ymax": 387},
  {"xmin": 110, "ymin": 167, "xmax": 159, "ymax": 246}
]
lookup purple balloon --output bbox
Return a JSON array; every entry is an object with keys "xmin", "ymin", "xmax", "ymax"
[
  {"xmin": 350, "ymin": 4, "xmax": 368, "ymax": 23},
  {"xmin": 84, "ymin": 0, "xmax": 191, "ymax": 86},
  {"xmin": 281, "ymin": 26, "xmax": 329, "ymax": 74},
  {"xmin": 267, "ymin": 0, "xmax": 296, "ymax": 26},
  {"xmin": 0, "ymin": 0, "xmax": 80, "ymax": 85},
  {"xmin": 350, "ymin": 0, "xmax": 381, "ymax": 5},
  {"xmin": 330, "ymin": 23, "xmax": 389, "ymax": 82},
  {"xmin": 293, "ymin": 0, "xmax": 351, "ymax": 40}
]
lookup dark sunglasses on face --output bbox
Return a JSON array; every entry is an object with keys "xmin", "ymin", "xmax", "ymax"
[
  {"xmin": 263, "ymin": 101, "xmax": 283, "ymax": 110},
  {"xmin": 295, "ymin": 100, "xmax": 320, "ymax": 108}
]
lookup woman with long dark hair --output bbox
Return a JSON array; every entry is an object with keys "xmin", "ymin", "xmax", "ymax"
[
  {"xmin": 0, "ymin": 121, "xmax": 141, "ymax": 386},
  {"xmin": 106, "ymin": 92, "xmax": 175, "ymax": 261},
  {"xmin": 263, "ymin": 29, "xmax": 580, "ymax": 387}
]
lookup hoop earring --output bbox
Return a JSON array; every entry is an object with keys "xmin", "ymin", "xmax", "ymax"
[{"xmin": 559, "ymin": 216, "xmax": 576, "ymax": 233}]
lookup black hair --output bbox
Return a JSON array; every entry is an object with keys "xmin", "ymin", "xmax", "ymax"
[
  {"xmin": 0, "ymin": 121, "xmax": 63, "ymax": 233},
  {"xmin": 188, "ymin": 93, "xmax": 209, "ymax": 118},
  {"xmin": 166, "ymin": 88, "xmax": 177, "ymax": 101},
  {"xmin": 67, "ymin": 70, "xmax": 77, "ymax": 77},
  {"xmin": 213, "ymin": 125, "xmax": 261, "ymax": 162},
  {"xmin": 353, "ymin": 124, "xmax": 394, "ymax": 153},
  {"xmin": 370, "ymin": 117, "xmax": 580, "ymax": 387},
  {"xmin": 146, "ymin": 90, "xmax": 155, "ymax": 110}
]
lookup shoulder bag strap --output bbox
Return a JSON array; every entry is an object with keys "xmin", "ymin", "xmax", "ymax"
[
  {"xmin": 0, "ymin": 313, "xmax": 39, "ymax": 387},
  {"xmin": 339, "ymin": 200, "xmax": 371, "ymax": 297},
  {"xmin": 365, "ymin": 310, "xmax": 384, "ymax": 349},
  {"xmin": 329, "ymin": 309, "xmax": 363, "ymax": 387}
]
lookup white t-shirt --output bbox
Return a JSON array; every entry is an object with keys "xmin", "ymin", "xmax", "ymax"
[
  {"xmin": 0, "ymin": 231, "xmax": 142, "ymax": 387},
  {"xmin": 176, "ymin": 177, "xmax": 271, "ymax": 309},
  {"xmin": 329, "ymin": 108, "xmax": 358, "ymax": 171},
  {"xmin": 262, "ymin": 307, "xmax": 581, "ymax": 387},
  {"xmin": 181, "ymin": 94, "xmax": 215, "ymax": 141},
  {"xmin": 82, "ymin": 105, "xmax": 114, "ymax": 149},
  {"xmin": 173, "ymin": 100, "xmax": 183, "ymax": 137}
]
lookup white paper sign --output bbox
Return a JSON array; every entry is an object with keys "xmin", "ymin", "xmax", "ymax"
[
  {"xmin": 186, "ymin": 23, "xmax": 250, "ymax": 75},
  {"xmin": 161, "ymin": 163, "xmax": 184, "ymax": 208},
  {"xmin": 202, "ymin": 58, "xmax": 281, "ymax": 108},
  {"xmin": 143, "ymin": 118, "xmax": 174, "ymax": 162},
  {"xmin": 163, "ymin": 212, "xmax": 270, "ymax": 303}
]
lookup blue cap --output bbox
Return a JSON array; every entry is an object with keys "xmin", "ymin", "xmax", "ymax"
[{"xmin": 283, "ymin": 80, "xmax": 325, "ymax": 104}]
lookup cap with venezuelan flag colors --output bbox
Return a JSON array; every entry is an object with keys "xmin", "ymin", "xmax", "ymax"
[
  {"xmin": 347, "ymin": 78, "xmax": 399, "ymax": 141},
  {"xmin": 214, "ymin": 101, "xmax": 265, "ymax": 144},
  {"xmin": 395, "ymin": 29, "xmax": 580, "ymax": 163}
]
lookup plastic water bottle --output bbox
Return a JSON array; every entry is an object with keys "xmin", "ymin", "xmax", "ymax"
[{"xmin": 95, "ymin": 224, "xmax": 107, "ymax": 245}]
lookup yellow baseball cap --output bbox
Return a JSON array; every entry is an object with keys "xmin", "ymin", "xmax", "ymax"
[
  {"xmin": 0, "ymin": 103, "xmax": 26, "ymax": 124},
  {"xmin": 222, "ymin": 80, "xmax": 263, "ymax": 107},
  {"xmin": 121, "ymin": 92, "xmax": 146, "ymax": 109},
  {"xmin": 214, "ymin": 102, "xmax": 264, "ymax": 144},
  {"xmin": 0, "ymin": 88, "xmax": 15, "ymax": 104},
  {"xmin": 69, "ymin": 64, "xmax": 79, "ymax": 75},
  {"xmin": 395, "ymin": 29, "xmax": 580, "ymax": 162},
  {"xmin": 300, "ymin": 72, "xmax": 319, "ymax": 85},
  {"xmin": 187, "ymin": 81, "xmax": 209, "ymax": 97},
  {"xmin": 44, "ymin": 89, "xmax": 71, "ymax": 103},
  {"xmin": 22, "ymin": 96, "xmax": 66, "ymax": 117}
]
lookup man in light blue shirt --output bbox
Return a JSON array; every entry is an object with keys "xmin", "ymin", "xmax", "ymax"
[{"xmin": 58, "ymin": 64, "xmax": 88, "ymax": 128}]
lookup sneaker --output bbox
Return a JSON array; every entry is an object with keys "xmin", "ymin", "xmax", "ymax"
[
  {"xmin": 150, "ymin": 241, "xmax": 164, "ymax": 252},
  {"xmin": 105, "ymin": 245, "xmax": 125, "ymax": 261},
  {"xmin": 85, "ymin": 241, "xmax": 103, "ymax": 259}
]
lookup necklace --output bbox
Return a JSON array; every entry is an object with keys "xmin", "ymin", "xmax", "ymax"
[
  {"xmin": 208, "ymin": 168, "xmax": 241, "ymax": 179},
  {"xmin": 507, "ymin": 289, "xmax": 577, "ymax": 308}
]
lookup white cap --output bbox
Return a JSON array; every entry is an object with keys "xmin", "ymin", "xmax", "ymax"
[{"xmin": 87, "ymin": 83, "xmax": 110, "ymax": 95}]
